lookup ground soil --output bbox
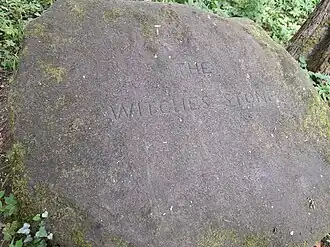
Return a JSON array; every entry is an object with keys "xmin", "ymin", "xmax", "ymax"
[
  {"xmin": 0, "ymin": 70, "xmax": 9, "ymax": 184},
  {"xmin": 0, "ymin": 71, "xmax": 8, "ymax": 153},
  {"xmin": 0, "ymin": 69, "xmax": 12, "ymax": 198},
  {"xmin": 0, "ymin": 69, "xmax": 9, "ymax": 244}
]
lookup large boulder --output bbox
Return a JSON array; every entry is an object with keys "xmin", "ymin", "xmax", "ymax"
[{"xmin": 10, "ymin": 0, "xmax": 330, "ymax": 246}]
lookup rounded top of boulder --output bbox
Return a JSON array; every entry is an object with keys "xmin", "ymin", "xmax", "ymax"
[{"xmin": 11, "ymin": 0, "xmax": 330, "ymax": 246}]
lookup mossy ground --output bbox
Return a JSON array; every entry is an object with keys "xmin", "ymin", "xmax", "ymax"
[
  {"xmin": 243, "ymin": 234, "xmax": 269, "ymax": 247},
  {"xmin": 325, "ymin": 152, "xmax": 330, "ymax": 165},
  {"xmin": 72, "ymin": 228, "xmax": 93, "ymax": 247},
  {"xmin": 198, "ymin": 228, "xmax": 273, "ymax": 247},
  {"xmin": 39, "ymin": 62, "xmax": 66, "ymax": 83},
  {"xmin": 303, "ymin": 94, "xmax": 330, "ymax": 139},
  {"xmin": 25, "ymin": 23, "xmax": 46, "ymax": 39},
  {"xmin": 103, "ymin": 8, "xmax": 121, "ymax": 22},
  {"xmin": 109, "ymin": 236, "xmax": 133, "ymax": 247},
  {"xmin": 198, "ymin": 229, "xmax": 238, "ymax": 246},
  {"xmin": 0, "ymin": 141, "xmax": 93, "ymax": 246},
  {"xmin": 67, "ymin": 0, "xmax": 86, "ymax": 20}
]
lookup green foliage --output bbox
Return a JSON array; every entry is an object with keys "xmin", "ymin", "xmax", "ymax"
[
  {"xmin": 3, "ymin": 221, "xmax": 20, "ymax": 241},
  {"xmin": 157, "ymin": 0, "xmax": 319, "ymax": 44},
  {"xmin": 0, "ymin": 191, "xmax": 18, "ymax": 217},
  {"xmin": 0, "ymin": 0, "xmax": 320, "ymax": 71},
  {"xmin": 299, "ymin": 56, "xmax": 330, "ymax": 103},
  {"xmin": 0, "ymin": 0, "xmax": 53, "ymax": 71},
  {"xmin": 322, "ymin": 233, "xmax": 330, "ymax": 247},
  {"xmin": 0, "ymin": 191, "xmax": 53, "ymax": 247}
]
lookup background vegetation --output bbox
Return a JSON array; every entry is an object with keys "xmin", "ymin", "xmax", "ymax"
[
  {"xmin": 168, "ymin": 0, "xmax": 319, "ymax": 44},
  {"xmin": 0, "ymin": 0, "xmax": 320, "ymax": 72},
  {"xmin": 0, "ymin": 0, "xmax": 52, "ymax": 71}
]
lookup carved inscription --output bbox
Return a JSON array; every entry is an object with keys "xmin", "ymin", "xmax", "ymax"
[
  {"xmin": 177, "ymin": 62, "xmax": 212, "ymax": 75},
  {"xmin": 109, "ymin": 90, "xmax": 275, "ymax": 121},
  {"xmin": 107, "ymin": 61, "xmax": 276, "ymax": 121},
  {"xmin": 110, "ymin": 95, "xmax": 210, "ymax": 120},
  {"xmin": 223, "ymin": 91, "xmax": 275, "ymax": 107}
]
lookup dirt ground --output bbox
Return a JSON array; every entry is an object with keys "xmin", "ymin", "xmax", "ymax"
[
  {"xmin": 0, "ymin": 70, "xmax": 9, "ymax": 191},
  {"xmin": 0, "ymin": 71, "xmax": 7, "ymax": 151},
  {"xmin": 0, "ymin": 70, "xmax": 9, "ymax": 243}
]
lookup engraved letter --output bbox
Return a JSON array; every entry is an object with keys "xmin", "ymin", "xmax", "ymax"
[
  {"xmin": 149, "ymin": 103, "xmax": 156, "ymax": 116},
  {"xmin": 188, "ymin": 96, "xmax": 199, "ymax": 110},
  {"xmin": 188, "ymin": 62, "xmax": 201, "ymax": 74},
  {"xmin": 177, "ymin": 63, "xmax": 186, "ymax": 75},
  {"xmin": 255, "ymin": 91, "xmax": 267, "ymax": 103},
  {"xmin": 236, "ymin": 93, "xmax": 242, "ymax": 106},
  {"xmin": 201, "ymin": 62, "xmax": 212, "ymax": 74},
  {"xmin": 138, "ymin": 101, "xmax": 143, "ymax": 116},
  {"xmin": 268, "ymin": 91, "xmax": 276, "ymax": 102},
  {"xmin": 160, "ymin": 100, "xmax": 170, "ymax": 113},
  {"xmin": 171, "ymin": 98, "xmax": 180, "ymax": 112},
  {"xmin": 182, "ymin": 98, "xmax": 187, "ymax": 111},
  {"xmin": 118, "ymin": 103, "xmax": 134, "ymax": 119},
  {"xmin": 224, "ymin": 93, "xmax": 233, "ymax": 106},
  {"xmin": 202, "ymin": 95, "xmax": 211, "ymax": 108},
  {"xmin": 110, "ymin": 105, "xmax": 119, "ymax": 120},
  {"xmin": 245, "ymin": 92, "xmax": 255, "ymax": 103}
]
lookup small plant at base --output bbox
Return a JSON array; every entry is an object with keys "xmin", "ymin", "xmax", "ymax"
[
  {"xmin": 322, "ymin": 233, "xmax": 330, "ymax": 247},
  {"xmin": 0, "ymin": 191, "xmax": 18, "ymax": 217},
  {"xmin": 299, "ymin": 56, "xmax": 330, "ymax": 103},
  {"xmin": 0, "ymin": 191, "xmax": 53, "ymax": 247}
]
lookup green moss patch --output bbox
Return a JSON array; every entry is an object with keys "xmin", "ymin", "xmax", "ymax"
[
  {"xmin": 198, "ymin": 228, "xmax": 273, "ymax": 247},
  {"xmin": 8, "ymin": 89, "xmax": 22, "ymax": 133},
  {"xmin": 72, "ymin": 228, "xmax": 93, "ymax": 247},
  {"xmin": 103, "ymin": 8, "xmax": 121, "ymax": 22},
  {"xmin": 33, "ymin": 183, "xmax": 94, "ymax": 246},
  {"xmin": 66, "ymin": 0, "xmax": 86, "ymax": 20},
  {"xmin": 198, "ymin": 229, "xmax": 238, "ymax": 246},
  {"xmin": 3, "ymin": 142, "xmax": 93, "ymax": 246},
  {"xmin": 243, "ymin": 234, "xmax": 269, "ymax": 247},
  {"xmin": 303, "ymin": 94, "xmax": 330, "ymax": 139},
  {"xmin": 288, "ymin": 241, "xmax": 308, "ymax": 247},
  {"xmin": 325, "ymin": 152, "xmax": 330, "ymax": 165},
  {"xmin": 40, "ymin": 62, "xmax": 66, "ymax": 83},
  {"xmin": 110, "ymin": 236, "xmax": 133, "ymax": 247},
  {"xmin": 26, "ymin": 23, "xmax": 46, "ymax": 38},
  {"xmin": 159, "ymin": 6, "xmax": 180, "ymax": 23},
  {"xmin": 141, "ymin": 22, "xmax": 154, "ymax": 38}
]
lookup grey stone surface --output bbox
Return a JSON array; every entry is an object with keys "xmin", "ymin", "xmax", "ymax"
[{"xmin": 11, "ymin": 0, "xmax": 330, "ymax": 246}]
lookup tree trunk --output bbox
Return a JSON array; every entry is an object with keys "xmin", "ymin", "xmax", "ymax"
[{"xmin": 287, "ymin": 0, "xmax": 330, "ymax": 74}]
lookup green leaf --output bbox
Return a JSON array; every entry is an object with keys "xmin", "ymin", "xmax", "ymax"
[
  {"xmin": 35, "ymin": 226, "xmax": 48, "ymax": 238},
  {"xmin": 3, "ymin": 194, "xmax": 17, "ymax": 216},
  {"xmin": 17, "ymin": 223, "xmax": 30, "ymax": 235},
  {"xmin": 24, "ymin": 234, "xmax": 33, "ymax": 243},
  {"xmin": 33, "ymin": 238, "xmax": 47, "ymax": 247},
  {"xmin": 2, "ymin": 221, "xmax": 20, "ymax": 240},
  {"xmin": 298, "ymin": 55, "xmax": 307, "ymax": 69},
  {"xmin": 41, "ymin": 211, "xmax": 48, "ymax": 218},
  {"xmin": 0, "ymin": 190, "xmax": 5, "ymax": 198},
  {"xmin": 15, "ymin": 239, "xmax": 23, "ymax": 247},
  {"xmin": 4, "ymin": 231, "xmax": 13, "ymax": 241},
  {"xmin": 33, "ymin": 214, "xmax": 41, "ymax": 221},
  {"xmin": 4, "ymin": 194, "xmax": 17, "ymax": 206}
]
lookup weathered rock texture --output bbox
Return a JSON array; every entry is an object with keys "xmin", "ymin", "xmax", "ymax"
[{"xmin": 10, "ymin": 0, "xmax": 330, "ymax": 246}]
